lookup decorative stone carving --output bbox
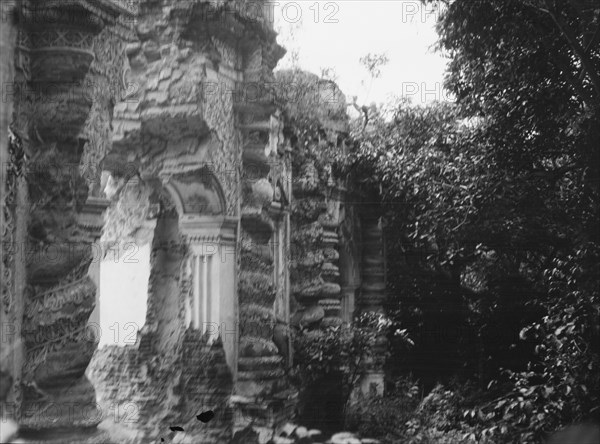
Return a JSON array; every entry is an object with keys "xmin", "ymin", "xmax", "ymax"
[
  {"xmin": 167, "ymin": 170, "xmax": 226, "ymax": 216},
  {"xmin": 251, "ymin": 178, "xmax": 275, "ymax": 208},
  {"xmin": 235, "ymin": 46, "xmax": 291, "ymax": 435},
  {"xmin": 10, "ymin": 0, "xmax": 136, "ymax": 437},
  {"xmin": 283, "ymin": 72, "xmax": 348, "ymax": 331}
]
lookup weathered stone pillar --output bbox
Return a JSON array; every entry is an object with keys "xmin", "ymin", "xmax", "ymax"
[
  {"xmin": 276, "ymin": 71, "xmax": 349, "ymax": 339},
  {"xmin": 10, "ymin": 0, "xmax": 135, "ymax": 435},
  {"xmin": 236, "ymin": 107, "xmax": 294, "ymax": 441},
  {"xmin": 357, "ymin": 209, "xmax": 388, "ymax": 396},
  {"xmin": 359, "ymin": 212, "xmax": 387, "ymax": 313},
  {"xmin": 319, "ymin": 184, "xmax": 346, "ymax": 325},
  {"xmin": 338, "ymin": 184, "xmax": 361, "ymax": 325}
]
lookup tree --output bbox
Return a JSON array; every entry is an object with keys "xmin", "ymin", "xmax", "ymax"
[
  {"xmin": 291, "ymin": 313, "xmax": 393, "ymax": 433},
  {"xmin": 346, "ymin": 0, "xmax": 600, "ymax": 441}
]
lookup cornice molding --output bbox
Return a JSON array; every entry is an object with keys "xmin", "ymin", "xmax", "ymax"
[{"xmin": 180, "ymin": 215, "xmax": 238, "ymax": 245}]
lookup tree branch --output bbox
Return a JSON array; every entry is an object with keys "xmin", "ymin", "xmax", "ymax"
[
  {"xmin": 540, "ymin": 0, "xmax": 600, "ymax": 100},
  {"xmin": 583, "ymin": 18, "xmax": 600, "ymax": 54}
]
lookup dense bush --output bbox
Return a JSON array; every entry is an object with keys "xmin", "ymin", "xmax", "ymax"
[
  {"xmin": 290, "ymin": 313, "xmax": 394, "ymax": 432},
  {"xmin": 346, "ymin": 380, "xmax": 497, "ymax": 444},
  {"xmin": 347, "ymin": 96, "xmax": 599, "ymax": 442},
  {"xmin": 345, "ymin": 377, "xmax": 420, "ymax": 441},
  {"xmin": 342, "ymin": 0, "xmax": 600, "ymax": 440}
]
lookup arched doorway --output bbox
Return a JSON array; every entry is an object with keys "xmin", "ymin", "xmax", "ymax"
[{"xmin": 87, "ymin": 167, "xmax": 237, "ymax": 442}]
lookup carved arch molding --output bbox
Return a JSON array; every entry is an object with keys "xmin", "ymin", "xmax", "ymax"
[{"xmin": 163, "ymin": 167, "xmax": 227, "ymax": 217}]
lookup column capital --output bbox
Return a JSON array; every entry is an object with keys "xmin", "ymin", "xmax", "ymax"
[{"xmin": 180, "ymin": 215, "xmax": 238, "ymax": 245}]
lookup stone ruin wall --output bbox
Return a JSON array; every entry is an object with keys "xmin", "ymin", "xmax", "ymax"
[
  {"xmin": 1, "ymin": 2, "xmax": 387, "ymax": 442},
  {"xmin": 276, "ymin": 69, "xmax": 387, "ymax": 404},
  {"xmin": 274, "ymin": 69, "xmax": 374, "ymax": 332},
  {"xmin": 83, "ymin": 1, "xmax": 289, "ymax": 442}
]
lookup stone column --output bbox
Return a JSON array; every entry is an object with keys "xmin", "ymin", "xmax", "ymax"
[
  {"xmin": 289, "ymin": 134, "xmax": 347, "ymax": 331},
  {"xmin": 235, "ymin": 108, "xmax": 293, "ymax": 440},
  {"xmin": 13, "ymin": 0, "xmax": 134, "ymax": 434},
  {"xmin": 318, "ymin": 184, "xmax": 346, "ymax": 325},
  {"xmin": 357, "ymin": 209, "xmax": 388, "ymax": 396},
  {"xmin": 338, "ymin": 186, "xmax": 361, "ymax": 325}
]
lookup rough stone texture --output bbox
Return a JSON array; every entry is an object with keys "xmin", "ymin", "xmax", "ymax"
[
  {"xmin": 87, "ymin": 0, "xmax": 290, "ymax": 442},
  {"xmin": 88, "ymin": 185, "xmax": 233, "ymax": 442},
  {"xmin": 3, "ymin": 2, "xmax": 385, "ymax": 442},
  {"xmin": 88, "ymin": 331, "xmax": 233, "ymax": 443},
  {"xmin": 236, "ymin": 92, "xmax": 294, "ymax": 436},
  {"xmin": 2, "ymin": 5, "xmax": 28, "ymax": 430},
  {"xmin": 4, "ymin": 1, "xmax": 136, "ymax": 439},
  {"xmin": 277, "ymin": 70, "xmax": 388, "ymax": 404},
  {"xmin": 359, "ymin": 213, "xmax": 387, "ymax": 312},
  {"xmin": 277, "ymin": 71, "xmax": 349, "ymax": 332}
]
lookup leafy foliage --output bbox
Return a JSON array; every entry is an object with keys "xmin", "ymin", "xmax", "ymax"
[
  {"xmin": 347, "ymin": 379, "xmax": 491, "ymax": 443},
  {"xmin": 345, "ymin": 377, "xmax": 421, "ymax": 441},
  {"xmin": 292, "ymin": 312, "xmax": 392, "ymax": 387},
  {"xmin": 291, "ymin": 313, "xmax": 395, "ymax": 431},
  {"xmin": 343, "ymin": 0, "xmax": 600, "ymax": 441}
]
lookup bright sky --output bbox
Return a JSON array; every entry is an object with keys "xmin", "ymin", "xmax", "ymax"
[{"xmin": 273, "ymin": 1, "xmax": 449, "ymax": 107}]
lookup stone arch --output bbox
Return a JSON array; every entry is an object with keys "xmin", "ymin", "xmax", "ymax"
[
  {"xmin": 89, "ymin": 171, "xmax": 236, "ymax": 431},
  {"xmin": 94, "ymin": 168, "xmax": 236, "ymax": 343},
  {"xmin": 163, "ymin": 166, "xmax": 227, "ymax": 218}
]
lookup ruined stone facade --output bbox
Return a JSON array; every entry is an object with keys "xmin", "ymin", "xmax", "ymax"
[
  {"xmin": 1, "ymin": 2, "xmax": 386, "ymax": 443},
  {"xmin": 276, "ymin": 70, "xmax": 387, "ymax": 418}
]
